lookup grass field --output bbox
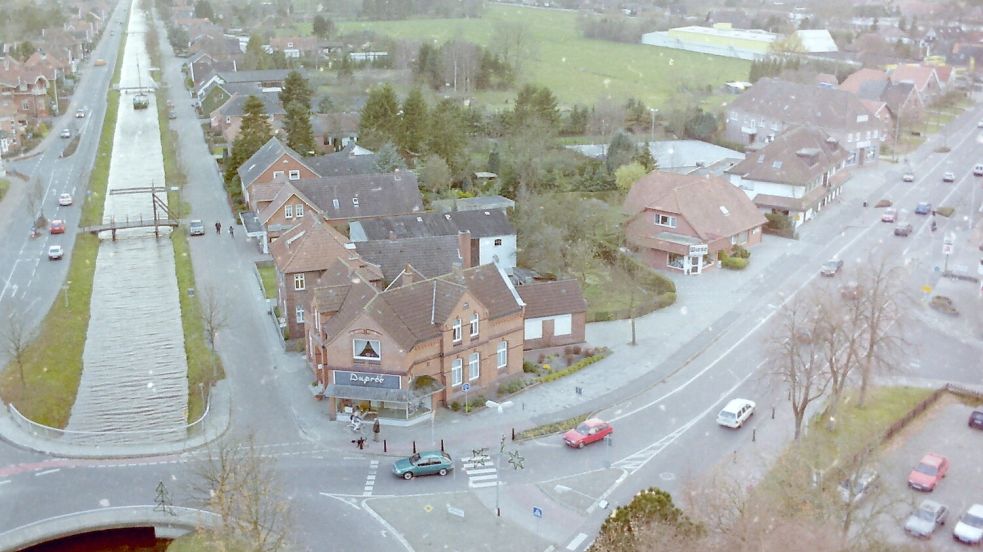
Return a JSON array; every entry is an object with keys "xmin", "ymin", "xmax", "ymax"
[
  {"xmin": 0, "ymin": 178, "xmax": 9, "ymax": 202},
  {"xmin": 330, "ymin": 5, "xmax": 749, "ymax": 107}
]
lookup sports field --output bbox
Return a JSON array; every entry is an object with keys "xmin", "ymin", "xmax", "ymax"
[{"xmin": 331, "ymin": 5, "xmax": 750, "ymax": 107}]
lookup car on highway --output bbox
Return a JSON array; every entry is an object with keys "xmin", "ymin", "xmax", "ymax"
[
  {"xmin": 953, "ymin": 504, "xmax": 983, "ymax": 545},
  {"xmin": 903, "ymin": 172, "xmax": 915, "ymax": 182},
  {"xmin": 59, "ymin": 128, "xmax": 71, "ymax": 139},
  {"xmin": 894, "ymin": 223, "xmax": 913, "ymax": 237},
  {"xmin": 904, "ymin": 499, "xmax": 948, "ymax": 538},
  {"xmin": 168, "ymin": 110, "xmax": 177, "ymax": 120},
  {"xmin": 716, "ymin": 398, "xmax": 755, "ymax": 429},
  {"xmin": 915, "ymin": 202, "xmax": 932, "ymax": 215},
  {"xmin": 392, "ymin": 451, "xmax": 453, "ymax": 480},
  {"xmin": 970, "ymin": 411, "xmax": 983, "ymax": 430},
  {"xmin": 49, "ymin": 220, "xmax": 65, "ymax": 234},
  {"xmin": 975, "ymin": 163, "xmax": 983, "ymax": 176},
  {"xmin": 94, "ymin": 58, "xmax": 107, "ymax": 66},
  {"xmin": 942, "ymin": 171, "xmax": 955, "ymax": 182},
  {"xmin": 839, "ymin": 468, "xmax": 878, "ymax": 503},
  {"xmin": 58, "ymin": 193, "xmax": 73, "ymax": 206},
  {"xmin": 75, "ymin": 108, "xmax": 85, "ymax": 118},
  {"xmin": 820, "ymin": 259, "xmax": 844, "ymax": 277},
  {"xmin": 47, "ymin": 245, "xmax": 64, "ymax": 260},
  {"xmin": 908, "ymin": 453, "xmax": 949, "ymax": 492},
  {"xmin": 563, "ymin": 418, "xmax": 613, "ymax": 448},
  {"xmin": 189, "ymin": 219, "xmax": 205, "ymax": 236},
  {"xmin": 881, "ymin": 208, "xmax": 897, "ymax": 223}
]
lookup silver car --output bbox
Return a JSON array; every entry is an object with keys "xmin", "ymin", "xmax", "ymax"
[
  {"xmin": 904, "ymin": 499, "xmax": 947, "ymax": 538},
  {"xmin": 189, "ymin": 219, "xmax": 205, "ymax": 236}
]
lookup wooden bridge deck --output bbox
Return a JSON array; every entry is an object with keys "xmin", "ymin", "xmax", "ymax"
[{"xmin": 81, "ymin": 219, "xmax": 179, "ymax": 234}]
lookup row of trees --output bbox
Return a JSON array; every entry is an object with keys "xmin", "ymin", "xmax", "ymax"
[
  {"xmin": 414, "ymin": 40, "xmax": 515, "ymax": 92},
  {"xmin": 0, "ymin": 1, "xmax": 65, "ymax": 42}
]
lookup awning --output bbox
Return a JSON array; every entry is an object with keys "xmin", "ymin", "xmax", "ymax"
[{"xmin": 325, "ymin": 384, "xmax": 416, "ymax": 403}]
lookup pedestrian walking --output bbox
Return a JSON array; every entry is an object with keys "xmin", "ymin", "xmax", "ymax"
[
  {"xmin": 215, "ymin": 221, "xmax": 221, "ymax": 234},
  {"xmin": 228, "ymin": 224, "xmax": 234, "ymax": 238},
  {"xmin": 372, "ymin": 418, "xmax": 380, "ymax": 442},
  {"xmin": 356, "ymin": 436, "xmax": 366, "ymax": 450}
]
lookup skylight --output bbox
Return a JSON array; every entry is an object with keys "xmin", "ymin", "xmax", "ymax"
[{"xmin": 719, "ymin": 206, "xmax": 730, "ymax": 216}]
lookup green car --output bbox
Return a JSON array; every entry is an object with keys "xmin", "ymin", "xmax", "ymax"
[{"xmin": 392, "ymin": 451, "xmax": 454, "ymax": 480}]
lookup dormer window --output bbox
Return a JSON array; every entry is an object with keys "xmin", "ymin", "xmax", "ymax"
[
  {"xmin": 469, "ymin": 313, "xmax": 479, "ymax": 337},
  {"xmin": 295, "ymin": 204, "xmax": 304, "ymax": 218},
  {"xmin": 284, "ymin": 205, "xmax": 293, "ymax": 218},
  {"xmin": 452, "ymin": 319, "xmax": 462, "ymax": 343},
  {"xmin": 353, "ymin": 338, "xmax": 381, "ymax": 360},
  {"xmin": 288, "ymin": 169, "xmax": 300, "ymax": 180}
]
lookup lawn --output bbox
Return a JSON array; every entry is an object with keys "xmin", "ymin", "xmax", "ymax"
[
  {"xmin": 0, "ymin": 178, "xmax": 9, "ymax": 202},
  {"xmin": 333, "ymin": 5, "xmax": 749, "ymax": 107},
  {"xmin": 583, "ymin": 259, "xmax": 676, "ymax": 322},
  {"xmin": 256, "ymin": 261, "xmax": 278, "ymax": 300}
]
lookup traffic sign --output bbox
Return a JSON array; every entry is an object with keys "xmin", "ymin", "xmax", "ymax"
[
  {"xmin": 943, "ymin": 243, "xmax": 954, "ymax": 255},
  {"xmin": 462, "ymin": 383, "xmax": 470, "ymax": 392},
  {"xmin": 532, "ymin": 506, "xmax": 543, "ymax": 518}
]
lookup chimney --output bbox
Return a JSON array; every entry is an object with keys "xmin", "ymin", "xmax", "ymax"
[
  {"xmin": 457, "ymin": 230, "xmax": 473, "ymax": 268},
  {"xmin": 401, "ymin": 263, "xmax": 415, "ymax": 287}
]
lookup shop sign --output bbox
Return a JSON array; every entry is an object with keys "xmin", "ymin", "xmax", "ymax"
[{"xmin": 335, "ymin": 370, "xmax": 400, "ymax": 389}]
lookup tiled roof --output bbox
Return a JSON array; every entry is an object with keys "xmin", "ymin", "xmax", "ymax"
[
  {"xmin": 292, "ymin": 171, "xmax": 423, "ymax": 221},
  {"xmin": 726, "ymin": 126, "xmax": 848, "ymax": 186},
  {"xmin": 257, "ymin": 181, "xmax": 318, "ymax": 225},
  {"xmin": 516, "ymin": 280, "xmax": 587, "ymax": 318},
  {"xmin": 838, "ymin": 68, "xmax": 888, "ymax": 95},
  {"xmin": 351, "ymin": 209, "xmax": 513, "ymax": 241},
  {"xmin": 269, "ymin": 216, "xmax": 363, "ymax": 275},
  {"xmin": 881, "ymin": 82, "xmax": 917, "ymax": 115},
  {"xmin": 217, "ymin": 69, "xmax": 290, "ymax": 84},
  {"xmin": 354, "ymin": 235, "xmax": 464, "ymax": 283},
  {"xmin": 214, "ymin": 91, "xmax": 284, "ymax": 118},
  {"xmin": 624, "ymin": 171, "xmax": 767, "ymax": 244},
  {"xmin": 305, "ymin": 147, "xmax": 380, "ymax": 177},
  {"xmin": 237, "ymin": 137, "xmax": 311, "ymax": 188},
  {"xmin": 729, "ymin": 78, "xmax": 878, "ymax": 133},
  {"xmin": 889, "ymin": 64, "xmax": 938, "ymax": 91}
]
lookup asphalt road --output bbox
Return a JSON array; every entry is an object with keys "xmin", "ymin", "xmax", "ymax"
[{"xmin": 0, "ymin": 9, "xmax": 981, "ymax": 548}]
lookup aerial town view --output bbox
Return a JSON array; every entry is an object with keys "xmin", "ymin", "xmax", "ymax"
[{"xmin": 0, "ymin": 0, "xmax": 981, "ymax": 550}]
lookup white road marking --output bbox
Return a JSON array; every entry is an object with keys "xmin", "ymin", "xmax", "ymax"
[
  {"xmin": 566, "ymin": 533, "xmax": 589, "ymax": 551},
  {"xmin": 469, "ymin": 480, "xmax": 500, "ymax": 489},
  {"xmin": 34, "ymin": 469, "xmax": 60, "ymax": 477},
  {"xmin": 0, "ymin": 480, "xmax": 11, "ymax": 485}
]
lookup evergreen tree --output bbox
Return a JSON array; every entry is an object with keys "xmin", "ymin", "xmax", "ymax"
[
  {"xmin": 225, "ymin": 96, "xmax": 273, "ymax": 183},
  {"xmin": 634, "ymin": 143, "xmax": 656, "ymax": 171},
  {"xmin": 425, "ymin": 98, "xmax": 468, "ymax": 171},
  {"xmin": 398, "ymin": 88, "xmax": 428, "ymax": 159},
  {"xmin": 279, "ymin": 70, "xmax": 313, "ymax": 112},
  {"xmin": 419, "ymin": 154, "xmax": 453, "ymax": 195},
  {"xmin": 487, "ymin": 146, "xmax": 500, "ymax": 175},
  {"xmin": 194, "ymin": 0, "xmax": 214, "ymax": 20},
  {"xmin": 358, "ymin": 84, "xmax": 400, "ymax": 149},
  {"xmin": 244, "ymin": 34, "xmax": 269, "ymax": 70},
  {"xmin": 284, "ymin": 101, "xmax": 316, "ymax": 156},
  {"xmin": 374, "ymin": 142, "xmax": 407, "ymax": 172},
  {"xmin": 511, "ymin": 84, "xmax": 559, "ymax": 130},
  {"xmin": 605, "ymin": 131, "xmax": 636, "ymax": 174},
  {"xmin": 312, "ymin": 15, "xmax": 335, "ymax": 39},
  {"xmin": 564, "ymin": 105, "xmax": 589, "ymax": 136},
  {"xmin": 336, "ymin": 52, "xmax": 354, "ymax": 81}
]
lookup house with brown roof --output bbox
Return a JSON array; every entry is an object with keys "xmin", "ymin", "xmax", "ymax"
[
  {"xmin": 209, "ymin": 91, "xmax": 286, "ymax": 145},
  {"xmin": 0, "ymin": 58, "xmax": 51, "ymax": 120},
  {"xmin": 624, "ymin": 171, "xmax": 767, "ymax": 275},
  {"xmin": 839, "ymin": 67, "xmax": 925, "ymax": 140},
  {"xmin": 306, "ymin": 263, "xmax": 526, "ymax": 421},
  {"xmin": 516, "ymin": 280, "xmax": 587, "ymax": 350},
  {"xmin": 725, "ymin": 78, "xmax": 883, "ymax": 165},
  {"xmin": 238, "ymin": 137, "xmax": 320, "ymax": 209},
  {"xmin": 270, "ymin": 217, "xmax": 383, "ymax": 340},
  {"xmin": 270, "ymin": 37, "xmax": 320, "ymax": 59},
  {"xmin": 889, "ymin": 64, "xmax": 942, "ymax": 103},
  {"xmin": 725, "ymin": 126, "xmax": 850, "ymax": 228}
]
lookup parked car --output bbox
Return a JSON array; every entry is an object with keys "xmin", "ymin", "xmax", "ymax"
[
  {"xmin": 839, "ymin": 468, "xmax": 878, "ymax": 503},
  {"xmin": 915, "ymin": 202, "xmax": 932, "ymax": 215},
  {"xmin": 881, "ymin": 208, "xmax": 898, "ymax": 223},
  {"xmin": 820, "ymin": 259, "xmax": 844, "ymax": 277},
  {"xmin": 905, "ymin": 499, "xmax": 948, "ymax": 538},
  {"xmin": 563, "ymin": 418, "xmax": 613, "ymax": 448},
  {"xmin": 903, "ymin": 172, "xmax": 915, "ymax": 182},
  {"xmin": 168, "ymin": 110, "xmax": 177, "ymax": 120},
  {"xmin": 94, "ymin": 58, "xmax": 106, "ymax": 66},
  {"xmin": 58, "ymin": 193, "xmax": 73, "ymax": 206},
  {"xmin": 716, "ymin": 398, "xmax": 755, "ymax": 429},
  {"xmin": 908, "ymin": 453, "xmax": 949, "ymax": 492},
  {"xmin": 49, "ymin": 220, "xmax": 65, "ymax": 234},
  {"xmin": 75, "ymin": 108, "xmax": 85, "ymax": 118},
  {"xmin": 392, "ymin": 451, "xmax": 453, "ymax": 480},
  {"xmin": 970, "ymin": 411, "xmax": 983, "ymax": 430},
  {"xmin": 943, "ymin": 171, "xmax": 955, "ymax": 182},
  {"xmin": 974, "ymin": 164, "xmax": 983, "ymax": 177},
  {"xmin": 189, "ymin": 219, "xmax": 205, "ymax": 236},
  {"xmin": 894, "ymin": 223, "xmax": 914, "ymax": 237},
  {"xmin": 59, "ymin": 128, "xmax": 71, "ymax": 139},
  {"xmin": 47, "ymin": 245, "xmax": 63, "ymax": 260},
  {"xmin": 953, "ymin": 504, "xmax": 983, "ymax": 545}
]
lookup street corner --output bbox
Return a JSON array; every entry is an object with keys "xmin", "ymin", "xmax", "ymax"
[
  {"xmin": 364, "ymin": 491, "xmax": 552, "ymax": 552},
  {"xmin": 536, "ymin": 468, "xmax": 623, "ymax": 513}
]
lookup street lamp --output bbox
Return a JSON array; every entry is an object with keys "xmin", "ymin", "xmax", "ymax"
[
  {"xmin": 649, "ymin": 108, "xmax": 658, "ymax": 143},
  {"xmin": 485, "ymin": 399, "xmax": 515, "ymax": 517}
]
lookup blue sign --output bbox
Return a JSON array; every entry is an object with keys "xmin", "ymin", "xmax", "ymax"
[
  {"xmin": 532, "ymin": 506, "xmax": 543, "ymax": 518},
  {"xmin": 462, "ymin": 383, "xmax": 471, "ymax": 392}
]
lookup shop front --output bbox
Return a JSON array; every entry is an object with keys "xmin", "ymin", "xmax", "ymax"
[{"xmin": 322, "ymin": 369, "xmax": 440, "ymax": 425}]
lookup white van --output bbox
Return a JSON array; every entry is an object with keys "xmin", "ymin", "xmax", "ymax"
[
  {"xmin": 973, "ymin": 164, "xmax": 983, "ymax": 177},
  {"xmin": 716, "ymin": 398, "xmax": 756, "ymax": 429}
]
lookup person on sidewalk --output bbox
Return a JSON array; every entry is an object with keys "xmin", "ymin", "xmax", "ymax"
[
  {"xmin": 229, "ymin": 224, "xmax": 234, "ymax": 238},
  {"xmin": 372, "ymin": 418, "xmax": 380, "ymax": 442},
  {"xmin": 214, "ymin": 221, "xmax": 221, "ymax": 234}
]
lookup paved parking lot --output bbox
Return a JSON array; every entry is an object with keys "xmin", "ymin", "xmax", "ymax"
[{"xmin": 875, "ymin": 394, "xmax": 983, "ymax": 549}]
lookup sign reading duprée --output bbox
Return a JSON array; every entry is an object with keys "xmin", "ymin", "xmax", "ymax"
[{"xmin": 334, "ymin": 370, "xmax": 401, "ymax": 389}]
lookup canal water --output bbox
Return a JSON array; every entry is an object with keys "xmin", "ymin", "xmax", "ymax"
[{"xmin": 65, "ymin": 2, "xmax": 189, "ymax": 444}]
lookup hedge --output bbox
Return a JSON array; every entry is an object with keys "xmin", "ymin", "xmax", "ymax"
[{"xmin": 538, "ymin": 349, "xmax": 610, "ymax": 383}]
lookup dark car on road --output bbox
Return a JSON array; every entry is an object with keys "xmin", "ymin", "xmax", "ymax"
[
  {"xmin": 915, "ymin": 202, "xmax": 932, "ymax": 215},
  {"xmin": 49, "ymin": 220, "xmax": 66, "ymax": 234},
  {"xmin": 392, "ymin": 451, "xmax": 453, "ymax": 480},
  {"xmin": 894, "ymin": 223, "xmax": 913, "ymax": 237},
  {"xmin": 969, "ymin": 411, "xmax": 983, "ymax": 430},
  {"xmin": 821, "ymin": 259, "xmax": 844, "ymax": 277}
]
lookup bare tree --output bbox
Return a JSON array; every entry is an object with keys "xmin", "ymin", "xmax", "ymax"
[
  {"xmin": 812, "ymin": 292, "xmax": 863, "ymax": 421},
  {"xmin": 492, "ymin": 21, "xmax": 536, "ymax": 76},
  {"xmin": 199, "ymin": 286, "xmax": 228, "ymax": 380},
  {"xmin": 192, "ymin": 435, "xmax": 291, "ymax": 551},
  {"xmin": 770, "ymin": 293, "xmax": 832, "ymax": 439},
  {"xmin": 1, "ymin": 313, "xmax": 32, "ymax": 391},
  {"xmin": 854, "ymin": 258, "xmax": 907, "ymax": 407}
]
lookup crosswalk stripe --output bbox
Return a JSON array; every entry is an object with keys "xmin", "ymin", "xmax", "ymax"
[
  {"xmin": 469, "ymin": 474, "xmax": 498, "ymax": 482},
  {"xmin": 469, "ymin": 480, "xmax": 500, "ymax": 488},
  {"xmin": 464, "ymin": 468, "xmax": 497, "ymax": 475}
]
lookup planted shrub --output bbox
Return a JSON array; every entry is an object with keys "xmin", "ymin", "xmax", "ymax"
[
  {"xmin": 450, "ymin": 401, "xmax": 461, "ymax": 412},
  {"xmin": 731, "ymin": 245, "xmax": 750, "ymax": 259},
  {"xmin": 721, "ymin": 256, "xmax": 749, "ymax": 270},
  {"xmin": 572, "ymin": 345, "xmax": 582, "ymax": 355},
  {"xmin": 523, "ymin": 361, "xmax": 539, "ymax": 374}
]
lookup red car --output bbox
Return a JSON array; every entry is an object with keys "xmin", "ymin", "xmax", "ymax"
[
  {"xmin": 908, "ymin": 453, "xmax": 949, "ymax": 492},
  {"xmin": 563, "ymin": 418, "xmax": 613, "ymax": 448},
  {"xmin": 49, "ymin": 220, "xmax": 65, "ymax": 234}
]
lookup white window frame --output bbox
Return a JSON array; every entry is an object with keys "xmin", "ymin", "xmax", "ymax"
[
  {"xmin": 494, "ymin": 238, "xmax": 503, "ymax": 246},
  {"xmin": 295, "ymin": 203, "xmax": 304, "ymax": 218},
  {"xmin": 293, "ymin": 273, "xmax": 305, "ymax": 291},
  {"xmin": 468, "ymin": 352, "xmax": 480, "ymax": 381},
  {"xmin": 352, "ymin": 197, "xmax": 360, "ymax": 206},
  {"xmin": 288, "ymin": 169, "xmax": 301, "ymax": 180},
  {"xmin": 452, "ymin": 319, "xmax": 462, "ymax": 343},
  {"xmin": 469, "ymin": 313, "xmax": 479, "ymax": 337},
  {"xmin": 451, "ymin": 359, "xmax": 463, "ymax": 386},
  {"xmin": 655, "ymin": 214, "xmax": 676, "ymax": 228},
  {"xmin": 284, "ymin": 204, "xmax": 294, "ymax": 219},
  {"xmin": 295, "ymin": 305, "xmax": 304, "ymax": 323},
  {"xmin": 225, "ymin": 116, "xmax": 231, "ymax": 124},
  {"xmin": 497, "ymin": 341, "xmax": 507, "ymax": 369},
  {"xmin": 353, "ymin": 338, "xmax": 381, "ymax": 360},
  {"xmin": 273, "ymin": 170, "xmax": 284, "ymax": 180}
]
